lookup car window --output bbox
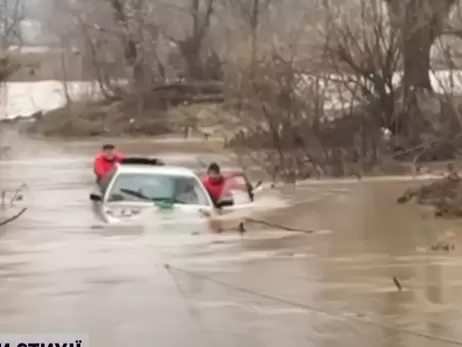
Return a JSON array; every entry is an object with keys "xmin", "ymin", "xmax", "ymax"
[{"xmin": 106, "ymin": 173, "xmax": 210, "ymax": 205}]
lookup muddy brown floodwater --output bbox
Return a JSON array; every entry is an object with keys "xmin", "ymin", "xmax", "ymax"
[{"xmin": 0, "ymin": 130, "xmax": 461, "ymax": 347}]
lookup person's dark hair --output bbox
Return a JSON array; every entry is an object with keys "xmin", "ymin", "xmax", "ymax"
[
  {"xmin": 207, "ymin": 162, "xmax": 220, "ymax": 173},
  {"xmin": 102, "ymin": 144, "xmax": 115, "ymax": 150}
]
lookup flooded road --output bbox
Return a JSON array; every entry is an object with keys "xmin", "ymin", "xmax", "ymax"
[{"xmin": 0, "ymin": 130, "xmax": 461, "ymax": 346}]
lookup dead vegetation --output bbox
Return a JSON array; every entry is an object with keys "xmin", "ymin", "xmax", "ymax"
[
  {"xmin": 396, "ymin": 161, "xmax": 462, "ymax": 218},
  {"xmin": 214, "ymin": 0, "xmax": 462, "ymax": 183},
  {"xmin": 18, "ymin": 0, "xmax": 462, "ymax": 186}
]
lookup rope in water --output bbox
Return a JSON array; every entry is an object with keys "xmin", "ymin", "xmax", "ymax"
[
  {"xmin": 243, "ymin": 217, "xmax": 315, "ymax": 234},
  {"xmin": 164, "ymin": 264, "xmax": 462, "ymax": 346}
]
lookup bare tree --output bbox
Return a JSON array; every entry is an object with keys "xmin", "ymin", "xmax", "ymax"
[
  {"xmin": 33, "ymin": 0, "xmax": 462, "ymax": 172},
  {"xmin": 0, "ymin": 0, "xmax": 24, "ymax": 83},
  {"xmin": 385, "ymin": 0, "xmax": 457, "ymax": 92},
  {"xmin": 322, "ymin": 1, "xmax": 399, "ymax": 131},
  {"xmin": 317, "ymin": 0, "xmax": 462, "ymax": 162},
  {"xmin": 385, "ymin": 0, "xmax": 462, "ymax": 159},
  {"xmin": 48, "ymin": 0, "xmax": 166, "ymax": 96},
  {"xmin": 0, "ymin": 0, "xmax": 28, "ymax": 227},
  {"xmin": 0, "ymin": 0, "xmax": 24, "ymax": 50},
  {"xmin": 225, "ymin": 0, "xmax": 272, "ymax": 68},
  {"xmin": 161, "ymin": 0, "xmax": 220, "ymax": 81},
  {"xmin": 216, "ymin": 0, "xmax": 458, "ymax": 179}
]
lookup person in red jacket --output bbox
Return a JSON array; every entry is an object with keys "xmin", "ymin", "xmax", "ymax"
[
  {"xmin": 93, "ymin": 144, "xmax": 124, "ymax": 182},
  {"xmin": 201, "ymin": 162, "xmax": 246, "ymax": 207}
]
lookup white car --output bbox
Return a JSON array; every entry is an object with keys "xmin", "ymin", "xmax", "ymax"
[{"xmin": 89, "ymin": 157, "xmax": 257, "ymax": 223}]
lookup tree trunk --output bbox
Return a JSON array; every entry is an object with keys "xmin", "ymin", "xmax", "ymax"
[
  {"xmin": 402, "ymin": 25, "xmax": 433, "ymax": 91},
  {"xmin": 177, "ymin": 0, "xmax": 214, "ymax": 81},
  {"xmin": 386, "ymin": 0, "xmax": 456, "ymax": 91},
  {"xmin": 250, "ymin": 0, "xmax": 260, "ymax": 68},
  {"xmin": 179, "ymin": 38, "xmax": 203, "ymax": 81},
  {"xmin": 109, "ymin": 0, "xmax": 144, "ymax": 89},
  {"xmin": 385, "ymin": 0, "xmax": 456, "ymax": 154},
  {"xmin": 400, "ymin": 0, "xmax": 437, "ymax": 91}
]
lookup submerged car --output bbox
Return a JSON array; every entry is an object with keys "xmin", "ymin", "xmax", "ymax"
[{"xmin": 89, "ymin": 157, "xmax": 258, "ymax": 223}]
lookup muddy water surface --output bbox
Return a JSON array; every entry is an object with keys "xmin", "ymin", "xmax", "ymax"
[{"xmin": 0, "ymin": 130, "xmax": 460, "ymax": 347}]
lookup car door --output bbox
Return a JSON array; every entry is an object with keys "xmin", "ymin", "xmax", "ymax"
[
  {"xmin": 217, "ymin": 173, "xmax": 253, "ymax": 212},
  {"xmin": 228, "ymin": 176, "xmax": 252, "ymax": 204},
  {"xmin": 99, "ymin": 168, "xmax": 117, "ymax": 197}
]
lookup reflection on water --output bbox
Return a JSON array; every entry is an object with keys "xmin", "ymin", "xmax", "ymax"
[{"xmin": 0, "ymin": 129, "xmax": 461, "ymax": 346}]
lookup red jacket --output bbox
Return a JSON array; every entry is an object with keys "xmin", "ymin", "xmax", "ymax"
[
  {"xmin": 202, "ymin": 176, "xmax": 226, "ymax": 202},
  {"xmin": 93, "ymin": 152, "xmax": 124, "ymax": 180}
]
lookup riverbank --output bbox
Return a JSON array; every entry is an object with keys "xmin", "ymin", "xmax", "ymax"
[
  {"xmin": 20, "ymin": 99, "xmax": 220, "ymax": 138},
  {"xmin": 1, "ymin": 79, "xmax": 460, "ymax": 185},
  {"xmin": 14, "ymin": 109, "xmax": 460, "ymax": 181}
]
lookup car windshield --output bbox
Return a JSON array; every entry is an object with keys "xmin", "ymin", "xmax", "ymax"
[{"xmin": 106, "ymin": 173, "xmax": 210, "ymax": 205}]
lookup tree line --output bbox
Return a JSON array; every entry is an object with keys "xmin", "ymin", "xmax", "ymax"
[{"xmin": 5, "ymin": 0, "xmax": 462, "ymax": 178}]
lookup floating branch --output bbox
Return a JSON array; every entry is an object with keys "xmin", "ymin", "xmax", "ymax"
[{"xmin": 0, "ymin": 207, "xmax": 27, "ymax": 228}]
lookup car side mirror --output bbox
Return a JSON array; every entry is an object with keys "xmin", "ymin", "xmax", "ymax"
[{"xmin": 89, "ymin": 193, "xmax": 102, "ymax": 202}]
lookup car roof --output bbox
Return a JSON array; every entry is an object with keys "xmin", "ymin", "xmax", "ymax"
[{"xmin": 116, "ymin": 164, "xmax": 198, "ymax": 177}]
